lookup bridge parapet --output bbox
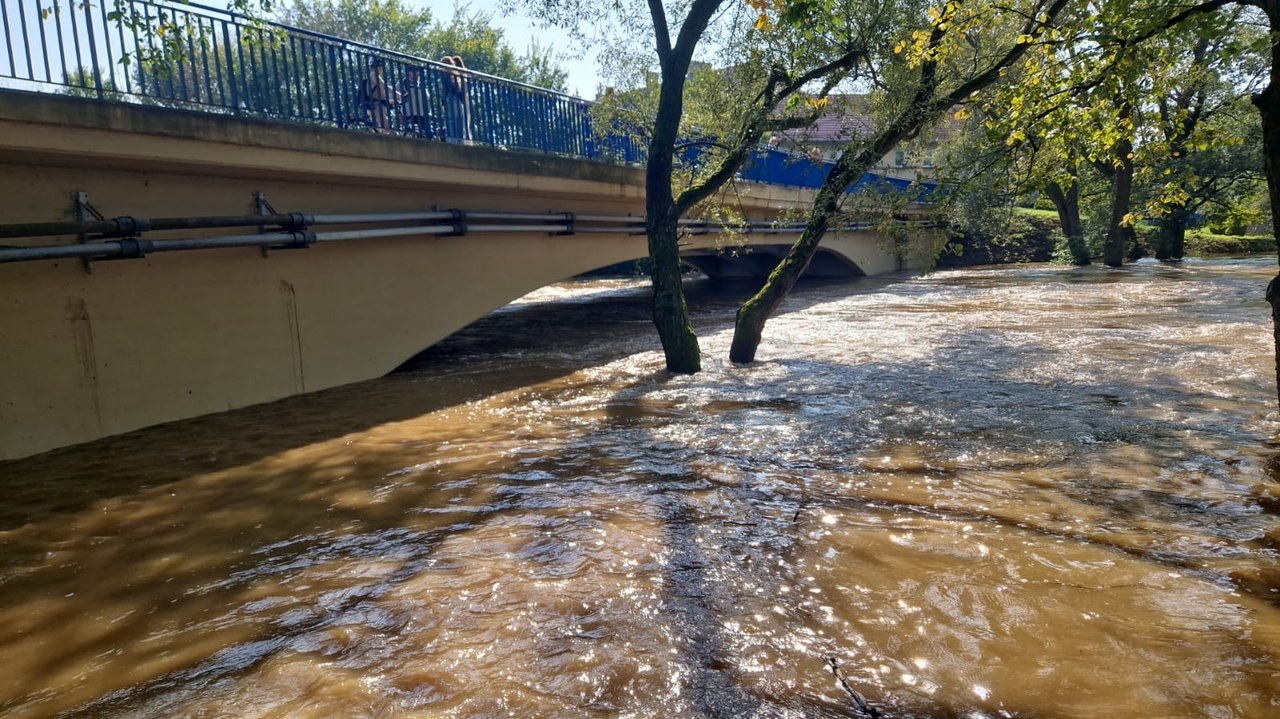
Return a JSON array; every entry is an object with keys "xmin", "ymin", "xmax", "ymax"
[{"xmin": 1, "ymin": 0, "xmax": 935, "ymax": 195}]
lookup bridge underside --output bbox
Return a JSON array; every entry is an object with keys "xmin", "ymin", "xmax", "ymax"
[
  {"xmin": 0, "ymin": 91, "xmax": 934, "ymax": 460},
  {"xmin": 682, "ymin": 246, "xmax": 868, "ymax": 279}
]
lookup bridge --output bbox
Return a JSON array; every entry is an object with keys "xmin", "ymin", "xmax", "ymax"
[{"xmin": 0, "ymin": 1, "xmax": 937, "ymax": 460}]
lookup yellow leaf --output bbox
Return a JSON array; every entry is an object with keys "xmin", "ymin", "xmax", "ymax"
[{"xmin": 755, "ymin": 13, "xmax": 770, "ymax": 30}]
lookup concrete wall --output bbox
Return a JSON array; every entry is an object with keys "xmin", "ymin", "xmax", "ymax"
[{"xmin": 0, "ymin": 91, "xmax": 931, "ymax": 459}]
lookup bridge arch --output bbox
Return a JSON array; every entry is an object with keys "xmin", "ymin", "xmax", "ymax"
[{"xmin": 0, "ymin": 91, "xmax": 932, "ymax": 459}]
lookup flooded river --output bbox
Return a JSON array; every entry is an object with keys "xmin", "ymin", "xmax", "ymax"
[{"xmin": 3, "ymin": 258, "xmax": 1280, "ymax": 718}]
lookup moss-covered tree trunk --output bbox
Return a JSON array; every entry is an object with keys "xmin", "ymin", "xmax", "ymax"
[
  {"xmin": 729, "ymin": 173, "xmax": 848, "ymax": 363},
  {"xmin": 1255, "ymin": 0, "xmax": 1280, "ymax": 407},
  {"xmin": 1045, "ymin": 179, "xmax": 1089, "ymax": 265}
]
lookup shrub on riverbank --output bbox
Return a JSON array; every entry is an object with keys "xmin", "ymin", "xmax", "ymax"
[
  {"xmin": 1131, "ymin": 224, "xmax": 1274, "ymax": 256},
  {"xmin": 942, "ymin": 211, "xmax": 1274, "ymax": 268},
  {"xmin": 1185, "ymin": 232, "xmax": 1273, "ymax": 255}
]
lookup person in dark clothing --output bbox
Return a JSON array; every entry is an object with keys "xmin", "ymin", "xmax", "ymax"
[{"xmin": 397, "ymin": 66, "xmax": 433, "ymax": 138}]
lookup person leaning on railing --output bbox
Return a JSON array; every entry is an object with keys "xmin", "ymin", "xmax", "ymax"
[{"xmin": 440, "ymin": 56, "xmax": 473, "ymax": 145}]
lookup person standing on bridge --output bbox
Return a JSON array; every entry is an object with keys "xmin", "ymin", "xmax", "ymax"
[
  {"xmin": 398, "ymin": 66, "xmax": 433, "ymax": 139},
  {"xmin": 441, "ymin": 55, "xmax": 473, "ymax": 145},
  {"xmin": 365, "ymin": 58, "xmax": 394, "ymax": 134}
]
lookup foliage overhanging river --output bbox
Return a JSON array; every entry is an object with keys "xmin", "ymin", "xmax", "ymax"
[{"xmin": 3, "ymin": 257, "xmax": 1280, "ymax": 718}]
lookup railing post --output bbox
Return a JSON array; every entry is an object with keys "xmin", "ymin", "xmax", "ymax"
[
  {"xmin": 328, "ymin": 45, "xmax": 341, "ymax": 124},
  {"xmin": 2, "ymin": 0, "xmax": 16, "ymax": 79},
  {"xmin": 82, "ymin": 1, "xmax": 103, "ymax": 98},
  {"xmin": 223, "ymin": 20, "xmax": 240, "ymax": 113}
]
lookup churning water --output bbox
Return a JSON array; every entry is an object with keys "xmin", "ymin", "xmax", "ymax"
[{"xmin": 2, "ymin": 258, "xmax": 1280, "ymax": 718}]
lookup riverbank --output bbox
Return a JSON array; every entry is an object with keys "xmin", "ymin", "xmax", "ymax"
[{"xmin": 939, "ymin": 207, "xmax": 1274, "ymax": 268}]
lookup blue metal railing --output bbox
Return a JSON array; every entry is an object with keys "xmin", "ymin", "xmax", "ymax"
[
  {"xmin": 0, "ymin": 0, "xmax": 928, "ymax": 194},
  {"xmin": 0, "ymin": 0, "xmax": 635, "ymax": 155}
]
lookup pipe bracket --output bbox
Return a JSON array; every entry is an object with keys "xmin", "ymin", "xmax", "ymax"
[
  {"xmin": 446, "ymin": 210, "xmax": 467, "ymax": 236},
  {"xmin": 555, "ymin": 212, "xmax": 575, "ymax": 235},
  {"xmin": 112, "ymin": 216, "xmax": 151, "ymax": 237},
  {"xmin": 73, "ymin": 191, "xmax": 102, "ymax": 274},
  {"xmin": 273, "ymin": 232, "xmax": 314, "ymax": 250}
]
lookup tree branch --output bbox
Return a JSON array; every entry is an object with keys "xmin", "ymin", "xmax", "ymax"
[
  {"xmin": 647, "ymin": 0, "xmax": 672, "ymax": 59},
  {"xmin": 942, "ymin": 0, "xmax": 1072, "ymax": 109},
  {"xmin": 671, "ymin": 0, "xmax": 727, "ymax": 67},
  {"xmin": 1115, "ymin": 0, "xmax": 1241, "ymax": 48},
  {"xmin": 673, "ymin": 49, "xmax": 866, "ymax": 214}
]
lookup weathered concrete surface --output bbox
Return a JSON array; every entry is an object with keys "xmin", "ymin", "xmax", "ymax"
[{"xmin": 0, "ymin": 91, "xmax": 930, "ymax": 459}]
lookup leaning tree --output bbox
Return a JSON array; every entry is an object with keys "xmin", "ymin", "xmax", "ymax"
[{"xmin": 730, "ymin": 0, "xmax": 1074, "ymax": 362}]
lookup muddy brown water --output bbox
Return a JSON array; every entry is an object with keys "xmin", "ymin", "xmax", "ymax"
[{"xmin": 2, "ymin": 258, "xmax": 1280, "ymax": 718}]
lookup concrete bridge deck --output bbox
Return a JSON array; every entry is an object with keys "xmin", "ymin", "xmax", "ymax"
[{"xmin": 0, "ymin": 91, "xmax": 932, "ymax": 460}]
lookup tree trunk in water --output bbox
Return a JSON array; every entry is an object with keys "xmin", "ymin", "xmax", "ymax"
[
  {"xmin": 1104, "ymin": 135, "xmax": 1134, "ymax": 268},
  {"xmin": 730, "ymin": 149, "xmax": 875, "ymax": 363},
  {"xmin": 729, "ymin": 185, "xmax": 841, "ymax": 363},
  {"xmin": 1155, "ymin": 207, "xmax": 1188, "ymax": 261},
  {"xmin": 646, "ymin": 183, "xmax": 701, "ymax": 373},
  {"xmin": 1125, "ymin": 224, "xmax": 1144, "ymax": 262},
  {"xmin": 1045, "ymin": 180, "xmax": 1088, "ymax": 265},
  {"xmin": 643, "ymin": 46, "xmax": 704, "ymax": 374},
  {"xmin": 1254, "ymin": 2, "xmax": 1280, "ymax": 407}
]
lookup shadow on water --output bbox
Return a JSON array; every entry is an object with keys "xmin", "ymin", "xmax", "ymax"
[
  {"xmin": 600, "ymin": 373, "xmax": 1280, "ymax": 717},
  {"xmin": 558, "ymin": 263, "xmax": 1280, "ymax": 717}
]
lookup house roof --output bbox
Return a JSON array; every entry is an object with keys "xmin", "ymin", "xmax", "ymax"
[
  {"xmin": 773, "ymin": 94, "xmax": 957, "ymax": 147},
  {"xmin": 771, "ymin": 95, "xmax": 874, "ymax": 145}
]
